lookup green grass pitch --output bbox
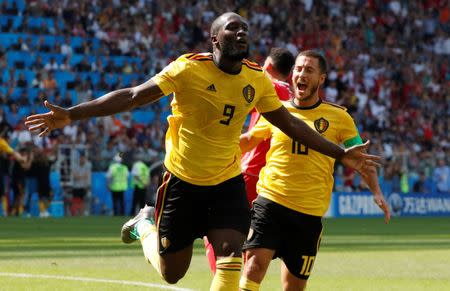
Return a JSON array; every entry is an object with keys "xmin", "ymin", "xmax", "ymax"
[{"xmin": 1, "ymin": 216, "xmax": 450, "ymax": 290}]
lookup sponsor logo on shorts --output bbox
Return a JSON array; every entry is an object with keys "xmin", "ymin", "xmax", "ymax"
[
  {"xmin": 247, "ymin": 228, "xmax": 254, "ymax": 241},
  {"xmin": 161, "ymin": 237, "xmax": 171, "ymax": 249}
]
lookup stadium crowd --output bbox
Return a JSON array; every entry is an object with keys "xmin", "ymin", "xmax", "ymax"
[{"xmin": 0, "ymin": 0, "xmax": 449, "ymax": 215}]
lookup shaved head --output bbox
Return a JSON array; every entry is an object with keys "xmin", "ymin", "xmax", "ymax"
[{"xmin": 210, "ymin": 12, "xmax": 244, "ymax": 36}]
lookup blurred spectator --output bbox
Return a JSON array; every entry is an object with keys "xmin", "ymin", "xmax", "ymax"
[
  {"xmin": 61, "ymin": 37, "xmax": 73, "ymax": 56},
  {"xmin": 71, "ymin": 154, "xmax": 92, "ymax": 216},
  {"xmin": 11, "ymin": 147, "xmax": 32, "ymax": 216},
  {"xmin": 433, "ymin": 159, "xmax": 450, "ymax": 193},
  {"xmin": 413, "ymin": 172, "xmax": 432, "ymax": 193},
  {"xmin": 29, "ymin": 147, "xmax": 52, "ymax": 217},
  {"xmin": 32, "ymin": 55, "xmax": 45, "ymax": 71},
  {"xmin": 106, "ymin": 154, "xmax": 129, "ymax": 216},
  {"xmin": 44, "ymin": 57, "xmax": 59, "ymax": 71},
  {"xmin": 6, "ymin": 104, "xmax": 23, "ymax": 128},
  {"xmin": 31, "ymin": 72, "xmax": 44, "ymax": 89},
  {"xmin": 131, "ymin": 154, "xmax": 150, "ymax": 214},
  {"xmin": 43, "ymin": 72, "xmax": 57, "ymax": 92}
]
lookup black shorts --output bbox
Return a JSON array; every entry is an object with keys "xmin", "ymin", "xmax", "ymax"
[
  {"xmin": 154, "ymin": 171, "xmax": 250, "ymax": 255},
  {"xmin": 243, "ymin": 196, "xmax": 323, "ymax": 280}
]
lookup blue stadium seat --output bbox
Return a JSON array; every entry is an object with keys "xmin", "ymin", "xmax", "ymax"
[
  {"xmin": 67, "ymin": 90, "xmax": 77, "ymax": 104},
  {"xmin": 54, "ymin": 71, "xmax": 75, "ymax": 87},
  {"xmin": 0, "ymin": 33, "xmax": 15, "ymax": 48},
  {"xmin": 70, "ymin": 36, "xmax": 84, "ymax": 48},
  {"xmin": 91, "ymin": 38, "xmax": 100, "ymax": 50},
  {"xmin": 35, "ymin": 105, "xmax": 48, "ymax": 114},
  {"xmin": 15, "ymin": 69, "xmax": 35, "ymax": 84},
  {"xmin": 27, "ymin": 17, "xmax": 55, "ymax": 30},
  {"xmin": 91, "ymin": 172, "xmax": 112, "ymax": 212},
  {"xmin": 105, "ymin": 73, "xmax": 118, "ymax": 86},
  {"xmin": 39, "ymin": 52, "xmax": 65, "ymax": 65},
  {"xmin": 132, "ymin": 110, "xmax": 155, "ymax": 125},
  {"xmin": 6, "ymin": 51, "xmax": 33, "ymax": 67},
  {"xmin": 9, "ymin": 87, "xmax": 23, "ymax": 100},
  {"xmin": 27, "ymin": 87, "xmax": 40, "ymax": 102},
  {"xmin": 160, "ymin": 111, "xmax": 171, "ymax": 121},
  {"xmin": 69, "ymin": 54, "xmax": 85, "ymax": 66},
  {"xmin": 159, "ymin": 96, "xmax": 170, "ymax": 107},
  {"xmin": 2, "ymin": 0, "xmax": 25, "ymax": 12},
  {"xmin": 50, "ymin": 171, "xmax": 63, "ymax": 200},
  {"xmin": 0, "ymin": 15, "xmax": 23, "ymax": 29}
]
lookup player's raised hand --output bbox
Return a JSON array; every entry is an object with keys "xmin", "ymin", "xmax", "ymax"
[
  {"xmin": 25, "ymin": 101, "xmax": 71, "ymax": 137},
  {"xmin": 373, "ymin": 194, "xmax": 390, "ymax": 224},
  {"xmin": 340, "ymin": 141, "xmax": 381, "ymax": 173}
]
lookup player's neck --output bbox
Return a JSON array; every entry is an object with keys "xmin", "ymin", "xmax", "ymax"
[
  {"xmin": 292, "ymin": 95, "xmax": 321, "ymax": 108},
  {"xmin": 212, "ymin": 51, "xmax": 242, "ymax": 75}
]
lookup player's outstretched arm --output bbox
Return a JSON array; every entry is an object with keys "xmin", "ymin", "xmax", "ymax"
[
  {"xmin": 25, "ymin": 79, "xmax": 165, "ymax": 136},
  {"xmin": 239, "ymin": 132, "xmax": 264, "ymax": 153},
  {"xmin": 357, "ymin": 157, "xmax": 391, "ymax": 224},
  {"xmin": 365, "ymin": 174, "xmax": 390, "ymax": 224}
]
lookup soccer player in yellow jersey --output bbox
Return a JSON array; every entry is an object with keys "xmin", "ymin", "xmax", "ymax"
[
  {"xmin": 25, "ymin": 13, "xmax": 381, "ymax": 290},
  {"xmin": 0, "ymin": 137, "xmax": 26, "ymax": 163},
  {"xmin": 0, "ymin": 136, "xmax": 25, "ymax": 215},
  {"xmin": 238, "ymin": 50, "xmax": 391, "ymax": 291}
]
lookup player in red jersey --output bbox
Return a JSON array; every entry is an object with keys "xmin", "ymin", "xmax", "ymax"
[
  {"xmin": 242, "ymin": 47, "xmax": 295, "ymax": 206},
  {"xmin": 204, "ymin": 47, "xmax": 296, "ymax": 273}
]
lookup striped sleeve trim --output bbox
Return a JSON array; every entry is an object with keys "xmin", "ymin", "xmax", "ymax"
[
  {"xmin": 322, "ymin": 101, "xmax": 347, "ymax": 111},
  {"xmin": 186, "ymin": 53, "xmax": 213, "ymax": 61},
  {"xmin": 242, "ymin": 59, "xmax": 263, "ymax": 71}
]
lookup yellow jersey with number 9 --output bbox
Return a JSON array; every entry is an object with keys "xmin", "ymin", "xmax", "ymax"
[
  {"xmin": 250, "ymin": 100, "xmax": 362, "ymax": 216},
  {"xmin": 152, "ymin": 53, "xmax": 282, "ymax": 186}
]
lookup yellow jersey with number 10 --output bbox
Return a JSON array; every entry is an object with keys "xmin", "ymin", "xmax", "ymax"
[
  {"xmin": 152, "ymin": 53, "xmax": 282, "ymax": 186},
  {"xmin": 250, "ymin": 99, "xmax": 362, "ymax": 216}
]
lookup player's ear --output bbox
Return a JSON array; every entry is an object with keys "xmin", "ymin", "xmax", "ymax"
[
  {"xmin": 211, "ymin": 35, "xmax": 218, "ymax": 47},
  {"xmin": 319, "ymin": 74, "xmax": 327, "ymax": 86}
]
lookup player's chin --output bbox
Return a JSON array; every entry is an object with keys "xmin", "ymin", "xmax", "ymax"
[{"xmin": 233, "ymin": 48, "xmax": 249, "ymax": 59}]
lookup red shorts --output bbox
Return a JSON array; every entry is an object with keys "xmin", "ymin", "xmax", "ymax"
[{"xmin": 243, "ymin": 173, "xmax": 258, "ymax": 206}]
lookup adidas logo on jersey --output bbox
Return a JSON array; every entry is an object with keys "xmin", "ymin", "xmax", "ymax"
[{"xmin": 206, "ymin": 84, "xmax": 216, "ymax": 92}]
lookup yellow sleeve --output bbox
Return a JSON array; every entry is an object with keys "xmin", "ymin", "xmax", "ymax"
[
  {"xmin": 255, "ymin": 75, "xmax": 283, "ymax": 113},
  {"xmin": 151, "ymin": 55, "xmax": 191, "ymax": 95},
  {"xmin": 339, "ymin": 112, "xmax": 362, "ymax": 147},
  {"xmin": 0, "ymin": 138, "xmax": 14, "ymax": 154},
  {"xmin": 249, "ymin": 116, "xmax": 272, "ymax": 140}
]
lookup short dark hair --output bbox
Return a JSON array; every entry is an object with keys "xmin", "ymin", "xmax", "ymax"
[
  {"xmin": 269, "ymin": 47, "xmax": 295, "ymax": 77},
  {"xmin": 210, "ymin": 12, "xmax": 242, "ymax": 36},
  {"xmin": 297, "ymin": 50, "xmax": 328, "ymax": 74}
]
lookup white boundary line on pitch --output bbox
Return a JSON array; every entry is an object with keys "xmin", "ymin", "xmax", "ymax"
[{"xmin": 0, "ymin": 272, "xmax": 197, "ymax": 291}]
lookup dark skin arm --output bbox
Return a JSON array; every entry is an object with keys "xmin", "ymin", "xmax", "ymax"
[{"xmin": 25, "ymin": 80, "xmax": 165, "ymax": 136}]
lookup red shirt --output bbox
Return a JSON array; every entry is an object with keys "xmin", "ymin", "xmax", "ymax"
[{"xmin": 241, "ymin": 80, "xmax": 292, "ymax": 176}]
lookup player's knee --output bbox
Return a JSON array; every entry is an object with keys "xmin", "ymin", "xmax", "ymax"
[{"xmin": 244, "ymin": 256, "xmax": 265, "ymax": 280}]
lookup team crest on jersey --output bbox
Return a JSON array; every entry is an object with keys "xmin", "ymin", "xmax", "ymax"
[
  {"xmin": 242, "ymin": 84, "xmax": 255, "ymax": 103},
  {"xmin": 314, "ymin": 117, "xmax": 329, "ymax": 133}
]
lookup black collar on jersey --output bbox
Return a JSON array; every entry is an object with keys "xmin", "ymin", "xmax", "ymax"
[{"xmin": 291, "ymin": 98, "xmax": 322, "ymax": 110}]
